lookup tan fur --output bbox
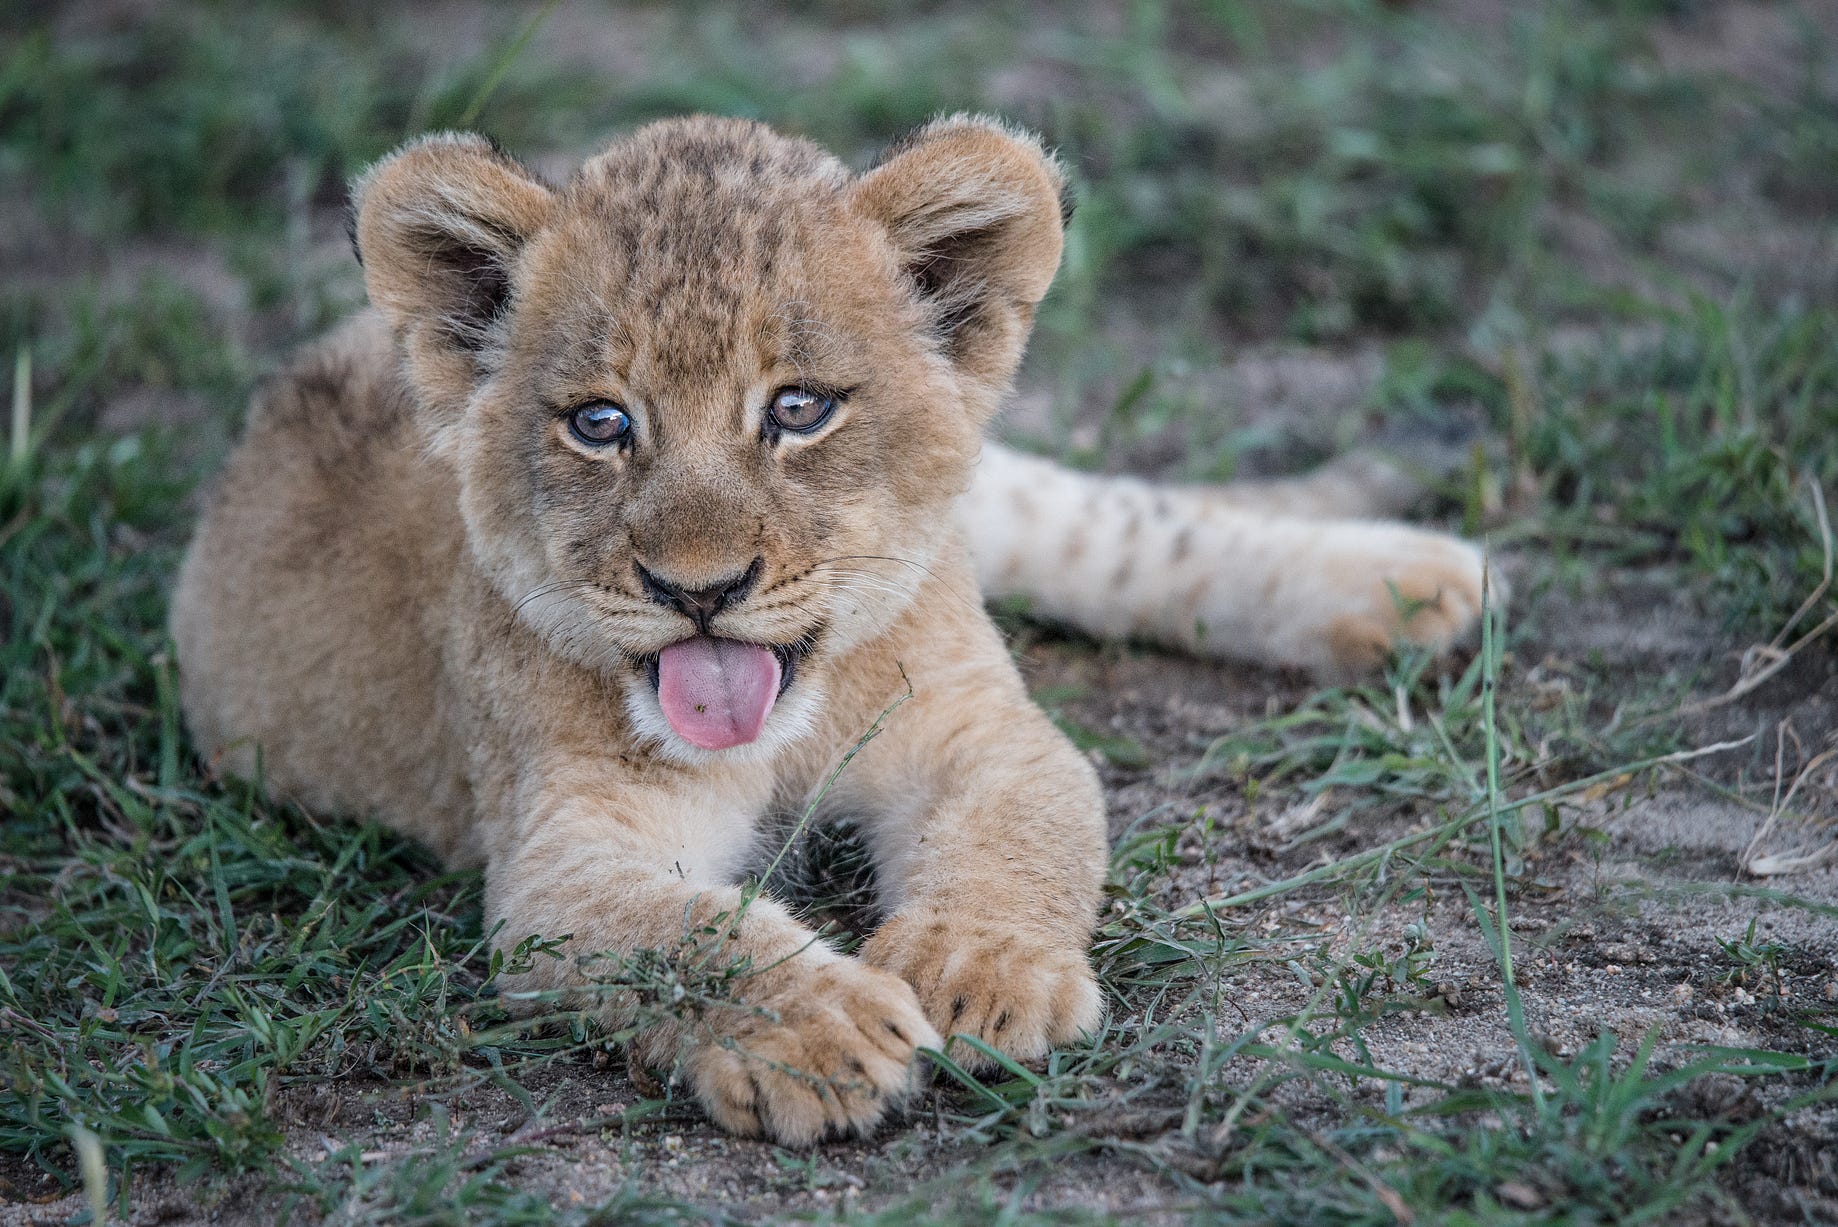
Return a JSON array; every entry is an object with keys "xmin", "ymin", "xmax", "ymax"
[
  {"xmin": 959, "ymin": 445, "xmax": 1492, "ymax": 678},
  {"xmin": 170, "ymin": 115, "xmax": 1488, "ymax": 1144}
]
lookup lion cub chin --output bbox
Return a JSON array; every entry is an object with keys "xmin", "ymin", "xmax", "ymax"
[{"xmin": 172, "ymin": 115, "xmax": 1490, "ymax": 1144}]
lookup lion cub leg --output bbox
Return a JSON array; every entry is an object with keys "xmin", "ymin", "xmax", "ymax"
[
  {"xmin": 485, "ymin": 773, "xmax": 938, "ymax": 1144},
  {"xmin": 846, "ymin": 639, "xmax": 1110, "ymax": 1070},
  {"xmin": 964, "ymin": 443, "xmax": 1495, "ymax": 677}
]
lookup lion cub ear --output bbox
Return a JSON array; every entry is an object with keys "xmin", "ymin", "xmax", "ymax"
[
  {"xmin": 850, "ymin": 115, "xmax": 1068, "ymax": 397},
  {"xmin": 351, "ymin": 133, "xmax": 555, "ymax": 402}
]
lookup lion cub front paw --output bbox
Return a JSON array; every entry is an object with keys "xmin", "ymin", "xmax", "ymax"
[
  {"xmin": 861, "ymin": 913, "xmax": 1102, "ymax": 1071},
  {"xmin": 685, "ymin": 958, "xmax": 939, "ymax": 1146},
  {"xmin": 1320, "ymin": 529, "xmax": 1496, "ymax": 675}
]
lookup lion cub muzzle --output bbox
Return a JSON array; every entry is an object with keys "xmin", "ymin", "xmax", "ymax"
[{"xmin": 631, "ymin": 557, "xmax": 810, "ymax": 751}]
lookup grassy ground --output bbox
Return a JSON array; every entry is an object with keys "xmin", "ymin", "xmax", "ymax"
[{"xmin": 3, "ymin": 0, "xmax": 1836, "ymax": 1222}]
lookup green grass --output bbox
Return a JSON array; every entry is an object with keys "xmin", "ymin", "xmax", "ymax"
[{"xmin": 4, "ymin": 0, "xmax": 1838, "ymax": 1222}]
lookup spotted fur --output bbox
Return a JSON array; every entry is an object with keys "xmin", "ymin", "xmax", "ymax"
[
  {"xmin": 171, "ymin": 115, "xmax": 1487, "ymax": 1146},
  {"xmin": 961, "ymin": 444, "xmax": 1490, "ymax": 677}
]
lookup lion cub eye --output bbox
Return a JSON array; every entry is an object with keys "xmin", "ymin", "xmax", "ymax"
[
  {"xmin": 568, "ymin": 401, "xmax": 631, "ymax": 447},
  {"xmin": 766, "ymin": 386, "xmax": 836, "ymax": 435}
]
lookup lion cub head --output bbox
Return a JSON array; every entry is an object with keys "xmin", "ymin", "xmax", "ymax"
[{"xmin": 351, "ymin": 116, "xmax": 1067, "ymax": 759}]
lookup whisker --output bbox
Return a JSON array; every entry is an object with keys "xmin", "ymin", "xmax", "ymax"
[
  {"xmin": 811, "ymin": 553, "xmax": 940, "ymax": 577},
  {"xmin": 751, "ymin": 568, "xmax": 920, "ymax": 614},
  {"xmin": 809, "ymin": 555, "xmax": 984, "ymax": 616},
  {"xmin": 821, "ymin": 572, "xmax": 916, "ymax": 599},
  {"xmin": 513, "ymin": 580, "xmax": 586, "ymax": 618},
  {"xmin": 512, "ymin": 581, "xmax": 663, "ymax": 658}
]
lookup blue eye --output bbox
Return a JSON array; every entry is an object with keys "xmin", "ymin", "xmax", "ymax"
[
  {"xmin": 767, "ymin": 386, "xmax": 836, "ymax": 435},
  {"xmin": 568, "ymin": 401, "xmax": 631, "ymax": 447}
]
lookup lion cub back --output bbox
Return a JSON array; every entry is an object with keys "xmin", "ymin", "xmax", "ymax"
[{"xmin": 169, "ymin": 312, "xmax": 482, "ymax": 861}]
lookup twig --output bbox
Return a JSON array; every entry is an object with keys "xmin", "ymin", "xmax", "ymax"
[
  {"xmin": 461, "ymin": 1113, "xmax": 621, "ymax": 1170},
  {"xmin": 1674, "ymin": 480, "xmax": 1835, "ymax": 719},
  {"xmin": 1742, "ymin": 718, "xmax": 1838, "ymax": 877},
  {"xmin": 1767, "ymin": 481, "xmax": 1832, "ymax": 653},
  {"xmin": 1309, "ymin": 1128, "xmax": 1415, "ymax": 1225}
]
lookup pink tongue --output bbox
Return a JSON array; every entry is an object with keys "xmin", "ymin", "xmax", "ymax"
[{"xmin": 656, "ymin": 637, "xmax": 782, "ymax": 750}]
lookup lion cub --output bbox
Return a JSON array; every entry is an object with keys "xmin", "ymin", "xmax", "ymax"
[{"xmin": 171, "ymin": 116, "xmax": 1487, "ymax": 1144}]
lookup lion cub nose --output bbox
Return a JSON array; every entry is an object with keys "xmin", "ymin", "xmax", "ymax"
[{"xmin": 635, "ymin": 557, "xmax": 763, "ymax": 633}]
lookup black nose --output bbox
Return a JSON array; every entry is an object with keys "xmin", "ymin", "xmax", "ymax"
[{"xmin": 635, "ymin": 557, "xmax": 762, "ymax": 632}]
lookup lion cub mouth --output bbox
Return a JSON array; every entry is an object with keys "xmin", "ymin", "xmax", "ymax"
[{"xmin": 652, "ymin": 636, "xmax": 796, "ymax": 751}]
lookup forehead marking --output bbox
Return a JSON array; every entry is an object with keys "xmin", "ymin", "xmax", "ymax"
[{"xmin": 551, "ymin": 125, "xmax": 859, "ymax": 393}]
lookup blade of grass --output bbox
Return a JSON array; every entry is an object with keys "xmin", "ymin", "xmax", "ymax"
[
  {"xmin": 1177, "ymin": 732, "xmax": 1752, "ymax": 920},
  {"xmin": 452, "ymin": 0, "xmax": 562, "ymax": 130},
  {"xmin": 1475, "ymin": 554, "xmax": 1544, "ymax": 1112},
  {"xmin": 9, "ymin": 346, "xmax": 28, "ymax": 470}
]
